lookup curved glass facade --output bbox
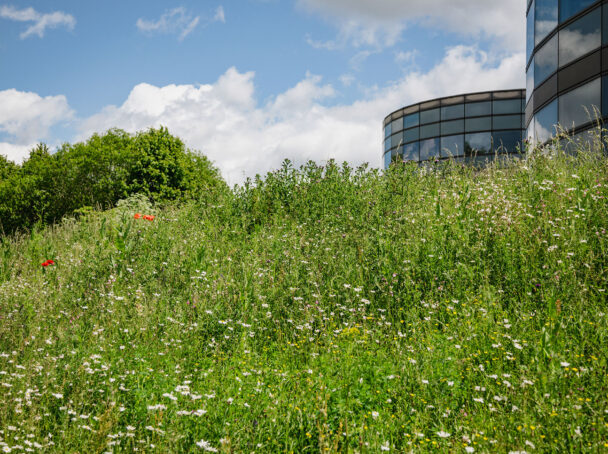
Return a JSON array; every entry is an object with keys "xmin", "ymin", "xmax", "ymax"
[
  {"xmin": 526, "ymin": 0, "xmax": 607, "ymax": 144},
  {"xmin": 383, "ymin": 90, "xmax": 525, "ymax": 168}
]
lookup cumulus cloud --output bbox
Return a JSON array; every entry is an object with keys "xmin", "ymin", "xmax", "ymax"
[
  {"xmin": 298, "ymin": 0, "xmax": 525, "ymax": 51},
  {"xmin": 76, "ymin": 46, "xmax": 523, "ymax": 185},
  {"xmin": 0, "ymin": 5, "xmax": 75, "ymax": 39}
]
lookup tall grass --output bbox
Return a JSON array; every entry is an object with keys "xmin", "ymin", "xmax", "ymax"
[{"xmin": 0, "ymin": 135, "xmax": 607, "ymax": 452}]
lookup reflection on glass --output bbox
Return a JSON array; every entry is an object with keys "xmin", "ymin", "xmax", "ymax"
[
  {"xmin": 526, "ymin": 59, "xmax": 534, "ymax": 102},
  {"xmin": 403, "ymin": 142, "xmax": 420, "ymax": 161},
  {"xmin": 559, "ymin": 77, "xmax": 601, "ymax": 130},
  {"xmin": 420, "ymin": 108, "xmax": 440, "ymax": 124},
  {"xmin": 404, "ymin": 112, "xmax": 420, "ymax": 129},
  {"xmin": 384, "ymin": 151, "xmax": 391, "ymax": 169},
  {"xmin": 534, "ymin": 34, "xmax": 557, "ymax": 87},
  {"xmin": 404, "ymin": 128, "xmax": 419, "ymax": 143},
  {"xmin": 493, "ymin": 115, "xmax": 523, "ymax": 130},
  {"xmin": 465, "ymin": 117, "xmax": 492, "ymax": 132},
  {"xmin": 526, "ymin": 117, "xmax": 536, "ymax": 142},
  {"xmin": 602, "ymin": 75, "xmax": 608, "ymax": 116},
  {"xmin": 527, "ymin": 0, "xmax": 535, "ymax": 63},
  {"xmin": 603, "ymin": 4, "xmax": 608, "ymax": 46},
  {"xmin": 465, "ymin": 101, "xmax": 491, "ymax": 117},
  {"xmin": 384, "ymin": 138, "xmax": 390, "ymax": 152},
  {"xmin": 493, "ymin": 99, "xmax": 523, "ymax": 114},
  {"xmin": 535, "ymin": 0, "xmax": 558, "ymax": 46},
  {"xmin": 493, "ymin": 130, "xmax": 523, "ymax": 153},
  {"xmin": 391, "ymin": 131, "xmax": 404, "ymax": 149},
  {"xmin": 441, "ymin": 119, "xmax": 464, "ymax": 135},
  {"xmin": 465, "ymin": 132, "xmax": 492, "ymax": 155},
  {"xmin": 559, "ymin": 0, "xmax": 596, "ymax": 23},
  {"xmin": 441, "ymin": 134, "xmax": 465, "ymax": 158},
  {"xmin": 391, "ymin": 118, "xmax": 403, "ymax": 134},
  {"xmin": 385, "ymin": 123, "xmax": 391, "ymax": 138},
  {"xmin": 534, "ymin": 99, "xmax": 557, "ymax": 143},
  {"xmin": 559, "ymin": 7, "xmax": 600, "ymax": 67},
  {"xmin": 420, "ymin": 123, "xmax": 440, "ymax": 139},
  {"xmin": 441, "ymin": 104, "xmax": 464, "ymax": 121},
  {"xmin": 420, "ymin": 138, "xmax": 440, "ymax": 160}
]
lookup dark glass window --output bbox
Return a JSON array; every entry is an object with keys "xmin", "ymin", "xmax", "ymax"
[
  {"xmin": 526, "ymin": 59, "xmax": 534, "ymax": 102},
  {"xmin": 559, "ymin": 7, "xmax": 601, "ymax": 68},
  {"xmin": 559, "ymin": 77, "xmax": 601, "ymax": 130},
  {"xmin": 404, "ymin": 112, "xmax": 420, "ymax": 129},
  {"xmin": 603, "ymin": 4, "xmax": 608, "ymax": 46},
  {"xmin": 527, "ymin": 0, "xmax": 535, "ymax": 63},
  {"xmin": 602, "ymin": 75, "xmax": 608, "ymax": 117},
  {"xmin": 493, "ymin": 115, "xmax": 523, "ymax": 130},
  {"xmin": 385, "ymin": 123, "xmax": 391, "ymax": 138},
  {"xmin": 404, "ymin": 128, "xmax": 419, "ymax": 143},
  {"xmin": 559, "ymin": 0, "xmax": 596, "ymax": 23},
  {"xmin": 493, "ymin": 130, "xmax": 523, "ymax": 153},
  {"xmin": 465, "ymin": 101, "xmax": 491, "ymax": 117},
  {"xmin": 493, "ymin": 99, "xmax": 523, "ymax": 114},
  {"xmin": 441, "ymin": 104, "xmax": 464, "ymax": 121},
  {"xmin": 383, "ymin": 151, "xmax": 391, "ymax": 169},
  {"xmin": 420, "ymin": 123, "xmax": 440, "ymax": 139},
  {"xmin": 403, "ymin": 142, "xmax": 420, "ymax": 162},
  {"xmin": 420, "ymin": 138, "xmax": 440, "ymax": 161},
  {"xmin": 441, "ymin": 119, "xmax": 464, "ymax": 135},
  {"xmin": 390, "ymin": 118, "xmax": 403, "ymax": 134},
  {"xmin": 420, "ymin": 108, "xmax": 440, "ymax": 124},
  {"xmin": 535, "ymin": 0, "xmax": 558, "ymax": 45},
  {"xmin": 465, "ymin": 116, "xmax": 492, "ymax": 132},
  {"xmin": 534, "ymin": 98, "xmax": 557, "ymax": 143},
  {"xmin": 384, "ymin": 138, "xmax": 390, "ymax": 152},
  {"xmin": 391, "ymin": 131, "xmax": 404, "ymax": 149},
  {"xmin": 441, "ymin": 134, "xmax": 465, "ymax": 158},
  {"xmin": 465, "ymin": 132, "xmax": 492, "ymax": 156},
  {"xmin": 534, "ymin": 34, "xmax": 557, "ymax": 87}
]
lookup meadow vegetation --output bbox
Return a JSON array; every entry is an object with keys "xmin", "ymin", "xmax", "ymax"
[{"xmin": 0, "ymin": 133, "xmax": 607, "ymax": 452}]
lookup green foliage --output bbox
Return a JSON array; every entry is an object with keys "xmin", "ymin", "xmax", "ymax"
[
  {"xmin": 0, "ymin": 127, "xmax": 227, "ymax": 235},
  {"xmin": 1, "ymin": 136, "xmax": 608, "ymax": 452}
]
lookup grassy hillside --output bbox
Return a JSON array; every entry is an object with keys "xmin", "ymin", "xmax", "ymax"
[{"xmin": 1, "ymin": 139, "xmax": 608, "ymax": 452}]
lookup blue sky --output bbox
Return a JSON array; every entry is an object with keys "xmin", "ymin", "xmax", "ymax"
[{"xmin": 0, "ymin": 0, "xmax": 526, "ymax": 184}]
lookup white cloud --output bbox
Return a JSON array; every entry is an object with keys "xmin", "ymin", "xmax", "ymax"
[
  {"xmin": 298, "ymin": 0, "xmax": 525, "ymax": 51},
  {"xmin": 0, "ymin": 5, "xmax": 75, "ymax": 39},
  {"xmin": 76, "ymin": 46, "xmax": 523, "ymax": 185},
  {"xmin": 136, "ymin": 7, "xmax": 200, "ymax": 41},
  {"xmin": 214, "ymin": 6, "xmax": 226, "ymax": 24}
]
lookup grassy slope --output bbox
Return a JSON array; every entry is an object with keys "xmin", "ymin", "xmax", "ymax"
[{"xmin": 1, "ymin": 147, "xmax": 608, "ymax": 453}]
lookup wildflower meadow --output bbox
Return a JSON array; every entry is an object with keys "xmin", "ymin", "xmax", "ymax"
[{"xmin": 0, "ymin": 136, "xmax": 607, "ymax": 452}]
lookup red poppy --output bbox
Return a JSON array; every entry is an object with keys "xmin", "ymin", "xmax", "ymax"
[
  {"xmin": 143, "ymin": 215, "xmax": 155, "ymax": 221},
  {"xmin": 41, "ymin": 261, "xmax": 49, "ymax": 267},
  {"xmin": 134, "ymin": 213, "xmax": 142, "ymax": 219},
  {"xmin": 41, "ymin": 259, "xmax": 55, "ymax": 267}
]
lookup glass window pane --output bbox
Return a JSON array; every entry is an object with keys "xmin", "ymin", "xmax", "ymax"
[
  {"xmin": 527, "ymin": 116, "xmax": 536, "ymax": 142},
  {"xmin": 384, "ymin": 123, "xmax": 392, "ymax": 138},
  {"xmin": 559, "ymin": 7, "xmax": 601, "ymax": 67},
  {"xmin": 534, "ymin": 34, "xmax": 557, "ymax": 87},
  {"xmin": 465, "ymin": 116, "xmax": 492, "ymax": 132},
  {"xmin": 493, "ymin": 130, "xmax": 523, "ymax": 153},
  {"xmin": 391, "ymin": 131, "xmax": 404, "ymax": 149},
  {"xmin": 441, "ymin": 119, "xmax": 464, "ymax": 135},
  {"xmin": 465, "ymin": 132, "xmax": 492, "ymax": 156},
  {"xmin": 404, "ymin": 128, "xmax": 419, "ymax": 143},
  {"xmin": 493, "ymin": 115, "xmax": 523, "ymax": 130},
  {"xmin": 527, "ymin": 0, "xmax": 535, "ymax": 63},
  {"xmin": 603, "ymin": 4, "xmax": 608, "ymax": 46},
  {"xmin": 384, "ymin": 151, "xmax": 391, "ymax": 169},
  {"xmin": 384, "ymin": 138, "xmax": 391, "ymax": 152},
  {"xmin": 420, "ymin": 108, "xmax": 440, "ymax": 124},
  {"xmin": 560, "ymin": 0, "xmax": 596, "ymax": 23},
  {"xmin": 559, "ymin": 77, "xmax": 601, "ymax": 130},
  {"xmin": 403, "ymin": 142, "xmax": 420, "ymax": 162},
  {"xmin": 404, "ymin": 112, "xmax": 420, "ymax": 129},
  {"xmin": 535, "ymin": 0, "xmax": 558, "ymax": 45},
  {"xmin": 391, "ymin": 118, "xmax": 403, "ymax": 134},
  {"xmin": 441, "ymin": 104, "xmax": 464, "ymax": 120},
  {"xmin": 465, "ymin": 101, "xmax": 491, "ymax": 117},
  {"xmin": 493, "ymin": 99, "xmax": 523, "ymax": 115},
  {"xmin": 535, "ymin": 98, "xmax": 558, "ymax": 143},
  {"xmin": 420, "ymin": 138, "xmax": 440, "ymax": 161},
  {"xmin": 441, "ymin": 134, "xmax": 465, "ymax": 158},
  {"xmin": 603, "ymin": 75, "xmax": 608, "ymax": 117},
  {"xmin": 420, "ymin": 123, "xmax": 440, "ymax": 139},
  {"xmin": 526, "ymin": 58, "xmax": 534, "ymax": 102}
]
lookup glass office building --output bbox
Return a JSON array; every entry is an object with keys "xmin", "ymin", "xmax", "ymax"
[
  {"xmin": 526, "ymin": 0, "xmax": 606, "ymax": 144},
  {"xmin": 383, "ymin": 90, "xmax": 526, "ymax": 168}
]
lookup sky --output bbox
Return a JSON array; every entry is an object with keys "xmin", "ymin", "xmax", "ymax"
[{"xmin": 0, "ymin": 0, "xmax": 526, "ymax": 185}]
